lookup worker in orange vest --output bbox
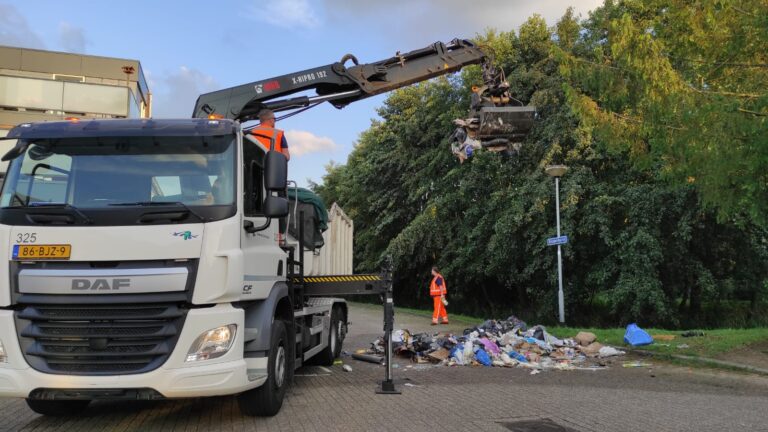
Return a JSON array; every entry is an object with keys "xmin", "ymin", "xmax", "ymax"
[
  {"xmin": 250, "ymin": 109, "xmax": 291, "ymax": 160},
  {"xmin": 429, "ymin": 266, "xmax": 449, "ymax": 325}
]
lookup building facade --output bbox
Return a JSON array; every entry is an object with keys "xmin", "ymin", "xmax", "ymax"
[
  {"xmin": 0, "ymin": 46, "xmax": 151, "ymax": 176},
  {"xmin": 0, "ymin": 45, "xmax": 150, "ymax": 132}
]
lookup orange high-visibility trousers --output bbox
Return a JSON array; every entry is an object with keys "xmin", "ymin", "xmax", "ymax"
[{"xmin": 432, "ymin": 296, "xmax": 448, "ymax": 323}]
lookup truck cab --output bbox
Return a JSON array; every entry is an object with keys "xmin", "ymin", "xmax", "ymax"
[{"xmin": 0, "ymin": 118, "xmax": 347, "ymax": 416}]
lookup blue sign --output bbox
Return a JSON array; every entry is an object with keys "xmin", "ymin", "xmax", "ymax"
[{"xmin": 547, "ymin": 235, "xmax": 569, "ymax": 246}]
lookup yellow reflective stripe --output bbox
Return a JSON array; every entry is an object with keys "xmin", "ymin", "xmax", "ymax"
[{"xmin": 294, "ymin": 275, "xmax": 382, "ymax": 282}]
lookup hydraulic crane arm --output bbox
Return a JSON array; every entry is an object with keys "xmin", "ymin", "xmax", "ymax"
[{"xmin": 192, "ymin": 39, "xmax": 487, "ymax": 122}]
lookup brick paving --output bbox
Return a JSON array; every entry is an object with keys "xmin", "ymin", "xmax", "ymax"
[{"xmin": 1, "ymin": 303, "xmax": 767, "ymax": 431}]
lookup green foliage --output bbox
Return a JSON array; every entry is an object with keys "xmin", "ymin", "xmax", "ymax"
[
  {"xmin": 558, "ymin": 0, "xmax": 768, "ymax": 226},
  {"xmin": 314, "ymin": 4, "xmax": 768, "ymax": 328}
]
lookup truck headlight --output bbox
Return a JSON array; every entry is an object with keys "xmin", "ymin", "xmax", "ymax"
[
  {"xmin": 0, "ymin": 339, "xmax": 7, "ymax": 363},
  {"xmin": 186, "ymin": 325, "xmax": 237, "ymax": 362}
]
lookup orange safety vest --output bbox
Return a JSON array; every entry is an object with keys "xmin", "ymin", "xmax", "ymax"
[
  {"xmin": 250, "ymin": 126, "xmax": 286, "ymax": 154},
  {"xmin": 429, "ymin": 273, "xmax": 447, "ymax": 297}
]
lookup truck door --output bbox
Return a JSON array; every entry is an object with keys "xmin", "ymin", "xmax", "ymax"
[{"xmin": 240, "ymin": 139, "xmax": 284, "ymax": 299}]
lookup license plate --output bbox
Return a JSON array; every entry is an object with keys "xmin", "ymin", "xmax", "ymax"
[{"xmin": 13, "ymin": 244, "xmax": 71, "ymax": 260}]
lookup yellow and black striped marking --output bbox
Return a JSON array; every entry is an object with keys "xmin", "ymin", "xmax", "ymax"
[
  {"xmin": 297, "ymin": 274, "xmax": 385, "ymax": 296},
  {"xmin": 293, "ymin": 274, "xmax": 382, "ymax": 283}
]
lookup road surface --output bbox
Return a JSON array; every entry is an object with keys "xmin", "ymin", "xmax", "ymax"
[{"xmin": 0, "ymin": 302, "xmax": 766, "ymax": 431}]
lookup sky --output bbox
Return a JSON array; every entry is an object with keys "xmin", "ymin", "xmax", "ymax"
[{"xmin": 0, "ymin": 0, "xmax": 601, "ymax": 187}]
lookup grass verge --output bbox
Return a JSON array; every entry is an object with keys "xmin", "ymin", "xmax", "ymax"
[{"xmin": 545, "ymin": 326, "xmax": 768, "ymax": 359}]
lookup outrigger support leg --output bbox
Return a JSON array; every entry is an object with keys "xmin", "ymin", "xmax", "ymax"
[{"xmin": 376, "ymin": 259, "xmax": 400, "ymax": 394}]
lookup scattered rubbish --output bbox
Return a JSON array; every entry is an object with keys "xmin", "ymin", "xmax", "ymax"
[
  {"xmin": 581, "ymin": 342, "xmax": 604, "ymax": 357},
  {"xmin": 550, "ymin": 347, "xmax": 576, "ymax": 360},
  {"xmin": 356, "ymin": 313, "xmax": 626, "ymax": 374},
  {"xmin": 355, "ymin": 348, "xmax": 368, "ymax": 354},
  {"xmin": 450, "ymin": 343, "xmax": 466, "ymax": 365},
  {"xmin": 499, "ymin": 353, "xmax": 517, "ymax": 367},
  {"xmin": 352, "ymin": 353, "xmax": 384, "ymax": 364},
  {"xmin": 652, "ymin": 334, "xmax": 675, "ymax": 341},
  {"xmin": 573, "ymin": 366, "xmax": 609, "ymax": 371},
  {"xmin": 427, "ymin": 348, "xmax": 451, "ymax": 362},
  {"xmin": 413, "ymin": 355, "xmax": 431, "ymax": 364},
  {"xmin": 474, "ymin": 346, "xmax": 492, "ymax": 366},
  {"xmin": 403, "ymin": 382, "xmax": 420, "ymax": 387},
  {"xmin": 681, "ymin": 330, "xmax": 705, "ymax": 338},
  {"xmin": 530, "ymin": 325, "xmax": 546, "ymax": 341},
  {"xmin": 480, "ymin": 337, "xmax": 501, "ymax": 356},
  {"xmin": 575, "ymin": 332, "xmax": 597, "ymax": 346},
  {"xmin": 622, "ymin": 361, "xmax": 653, "ymax": 368},
  {"xmin": 508, "ymin": 350, "xmax": 528, "ymax": 363},
  {"xmin": 392, "ymin": 329, "xmax": 409, "ymax": 343},
  {"xmin": 530, "ymin": 369, "xmax": 541, "ymax": 375},
  {"xmin": 333, "ymin": 359, "xmax": 343, "ymax": 366},
  {"xmin": 624, "ymin": 323, "xmax": 654, "ymax": 347},
  {"xmin": 342, "ymin": 364, "xmax": 353, "ymax": 372},
  {"xmin": 676, "ymin": 344, "xmax": 690, "ymax": 349},
  {"xmin": 406, "ymin": 365, "xmax": 434, "ymax": 371},
  {"xmin": 598, "ymin": 346, "xmax": 625, "ymax": 358}
]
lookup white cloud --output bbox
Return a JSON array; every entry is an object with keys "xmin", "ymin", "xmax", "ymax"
[
  {"xmin": 323, "ymin": 0, "xmax": 602, "ymax": 43},
  {"xmin": 247, "ymin": 0, "xmax": 320, "ymax": 29},
  {"xmin": 285, "ymin": 130, "xmax": 338, "ymax": 157},
  {"xmin": 150, "ymin": 66, "xmax": 219, "ymax": 118},
  {"xmin": 58, "ymin": 22, "xmax": 89, "ymax": 53},
  {"xmin": 0, "ymin": 4, "xmax": 45, "ymax": 49}
]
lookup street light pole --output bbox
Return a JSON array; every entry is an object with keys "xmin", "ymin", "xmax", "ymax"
[
  {"xmin": 555, "ymin": 176, "xmax": 565, "ymax": 324},
  {"xmin": 545, "ymin": 165, "xmax": 568, "ymax": 324}
]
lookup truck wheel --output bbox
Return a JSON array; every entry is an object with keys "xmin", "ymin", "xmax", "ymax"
[
  {"xmin": 238, "ymin": 320, "xmax": 289, "ymax": 416},
  {"xmin": 26, "ymin": 399, "xmax": 90, "ymax": 416},
  {"xmin": 315, "ymin": 306, "xmax": 346, "ymax": 366}
]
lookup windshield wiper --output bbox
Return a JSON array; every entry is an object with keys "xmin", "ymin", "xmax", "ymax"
[
  {"xmin": 27, "ymin": 202, "xmax": 93, "ymax": 225},
  {"xmin": 108, "ymin": 201, "xmax": 206, "ymax": 222}
]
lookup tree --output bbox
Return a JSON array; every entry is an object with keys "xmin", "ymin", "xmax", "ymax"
[
  {"xmin": 313, "ymin": 6, "xmax": 768, "ymax": 327},
  {"xmin": 557, "ymin": 0, "xmax": 768, "ymax": 226}
]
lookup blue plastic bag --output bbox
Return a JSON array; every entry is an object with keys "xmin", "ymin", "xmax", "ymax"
[
  {"xmin": 450, "ymin": 343, "xmax": 465, "ymax": 365},
  {"xmin": 473, "ymin": 347, "xmax": 492, "ymax": 366},
  {"xmin": 507, "ymin": 350, "xmax": 528, "ymax": 363},
  {"xmin": 624, "ymin": 323, "xmax": 653, "ymax": 346}
]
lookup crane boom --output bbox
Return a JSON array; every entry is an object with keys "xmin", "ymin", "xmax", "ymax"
[{"xmin": 192, "ymin": 39, "xmax": 487, "ymax": 121}]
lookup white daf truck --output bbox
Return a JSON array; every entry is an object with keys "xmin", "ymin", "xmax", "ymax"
[{"xmin": 0, "ymin": 39, "xmax": 534, "ymax": 417}]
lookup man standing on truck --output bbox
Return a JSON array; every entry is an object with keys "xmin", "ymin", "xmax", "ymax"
[
  {"xmin": 250, "ymin": 109, "xmax": 291, "ymax": 160},
  {"xmin": 430, "ymin": 266, "xmax": 449, "ymax": 325}
]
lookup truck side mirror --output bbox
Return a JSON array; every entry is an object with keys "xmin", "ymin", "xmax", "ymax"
[
  {"xmin": 264, "ymin": 150, "xmax": 287, "ymax": 191},
  {"xmin": 263, "ymin": 195, "xmax": 289, "ymax": 218}
]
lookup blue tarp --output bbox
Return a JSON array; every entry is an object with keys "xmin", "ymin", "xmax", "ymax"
[{"xmin": 624, "ymin": 323, "xmax": 653, "ymax": 346}]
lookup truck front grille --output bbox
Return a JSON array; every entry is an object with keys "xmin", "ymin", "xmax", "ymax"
[{"xmin": 15, "ymin": 302, "xmax": 187, "ymax": 375}]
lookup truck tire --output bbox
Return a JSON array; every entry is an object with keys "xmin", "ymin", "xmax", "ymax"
[
  {"xmin": 238, "ymin": 320, "xmax": 289, "ymax": 416},
  {"xmin": 315, "ymin": 306, "xmax": 346, "ymax": 366},
  {"xmin": 25, "ymin": 399, "xmax": 90, "ymax": 416}
]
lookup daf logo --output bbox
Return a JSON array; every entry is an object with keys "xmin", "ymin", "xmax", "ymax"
[{"xmin": 71, "ymin": 278, "xmax": 131, "ymax": 290}]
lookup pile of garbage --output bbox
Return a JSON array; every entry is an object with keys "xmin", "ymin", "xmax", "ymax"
[{"xmin": 366, "ymin": 316, "xmax": 626, "ymax": 372}]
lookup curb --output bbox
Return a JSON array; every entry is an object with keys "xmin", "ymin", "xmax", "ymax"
[{"xmin": 629, "ymin": 349, "xmax": 768, "ymax": 376}]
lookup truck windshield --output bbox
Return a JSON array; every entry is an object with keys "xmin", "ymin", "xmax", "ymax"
[{"xmin": 0, "ymin": 135, "xmax": 235, "ymax": 210}]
